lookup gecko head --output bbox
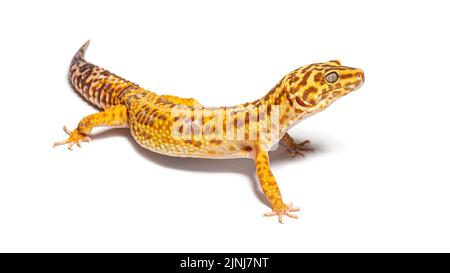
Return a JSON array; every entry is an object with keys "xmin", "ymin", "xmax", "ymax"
[{"xmin": 287, "ymin": 60, "xmax": 365, "ymax": 113}]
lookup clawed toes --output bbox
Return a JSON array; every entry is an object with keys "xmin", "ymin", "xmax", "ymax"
[
  {"xmin": 286, "ymin": 202, "xmax": 300, "ymax": 212},
  {"xmin": 296, "ymin": 140, "xmax": 314, "ymax": 151},
  {"xmin": 291, "ymin": 149, "xmax": 305, "ymax": 157},
  {"xmin": 296, "ymin": 146, "xmax": 314, "ymax": 152},
  {"xmin": 297, "ymin": 140, "xmax": 310, "ymax": 146},
  {"xmin": 263, "ymin": 203, "xmax": 300, "ymax": 223},
  {"xmin": 53, "ymin": 126, "xmax": 91, "ymax": 150},
  {"xmin": 287, "ymin": 139, "xmax": 314, "ymax": 157},
  {"xmin": 53, "ymin": 141, "xmax": 67, "ymax": 148}
]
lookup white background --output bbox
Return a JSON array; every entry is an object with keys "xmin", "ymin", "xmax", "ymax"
[{"xmin": 1, "ymin": 0, "xmax": 449, "ymax": 252}]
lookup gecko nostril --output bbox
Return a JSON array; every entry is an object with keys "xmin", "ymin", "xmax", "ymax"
[
  {"xmin": 356, "ymin": 72, "xmax": 365, "ymax": 82},
  {"xmin": 354, "ymin": 71, "xmax": 365, "ymax": 86}
]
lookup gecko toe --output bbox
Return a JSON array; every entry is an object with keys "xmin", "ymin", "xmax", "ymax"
[
  {"xmin": 53, "ymin": 140, "xmax": 67, "ymax": 148},
  {"xmin": 63, "ymin": 125, "xmax": 71, "ymax": 135},
  {"xmin": 297, "ymin": 140, "xmax": 310, "ymax": 146},
  {"xmin": 263, "ymin": 211, "xmax": 278, "ymax": 217},
  {"xmin": 53, "ymin": 126, "xmax": 89, "ymax": 150},
  {"xmin": 294, "ymin": 148, "xmax": 305, "ymax": 157},
  {"xmin": 263, "ymin": 203, "xmax": 301, "ymax": 224},
  {"xmin": 283, "ymin": 138, "xmax": 314, "ymax": 157},
  {"xmin": 285, "ymin": 212, "xmax": 299, "ymax": 219}
]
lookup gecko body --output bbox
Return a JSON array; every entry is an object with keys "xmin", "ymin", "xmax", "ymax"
[{"xmin": 55, "ymin": 41, "xmax": 365, "ymax": 223}]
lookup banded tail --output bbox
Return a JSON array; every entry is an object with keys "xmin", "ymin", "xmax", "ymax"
[{"xmin": 69, "ymin": 40, "xmax": 140, "ymax": 110}]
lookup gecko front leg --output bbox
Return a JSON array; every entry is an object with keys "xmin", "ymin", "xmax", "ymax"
[
  {"xmin": 279, "ymin": 133, "xmax": 314, "ymax": 157},
  {"xmin": 254, "ymin": 147, "xmax": 300, "ymax": 223},
  {"xmin": 53, "ymin": 105, "xmax": 128, "ymax": 150}
]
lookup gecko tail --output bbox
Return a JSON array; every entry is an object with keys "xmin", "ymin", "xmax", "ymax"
[
  {"xmin": 72, "ymin": 40, "xmax": 90, "ymax": 61},
  {"xmin": 68, "ymin": 40, "xmax": 140, "ymax": 110}
]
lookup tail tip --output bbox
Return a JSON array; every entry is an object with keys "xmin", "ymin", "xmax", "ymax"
[
  {"xmin": 82, "ymin": 39, "xmax": 90, "ymax": 49},
  {"xmin": 74, "ymin": 40, "xmax": 91, "ymax": 59}
]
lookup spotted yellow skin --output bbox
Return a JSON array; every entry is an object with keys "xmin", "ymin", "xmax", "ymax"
[{"xmin": 55, "ymin": 41, "xmax": 365, "ymax": 223}]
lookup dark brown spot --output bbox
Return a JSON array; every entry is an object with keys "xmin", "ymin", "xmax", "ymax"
[
  {"xmin": 289, "ymin": 76, "xmax": 299, "ymax": 84},
  {"xmin": 297, "ymin": 71, "xmax": 312, "ymax": 89},
  {"xmin": 78, "ymin": 63, "xmax": 91, "ymax": 73},
  {"xmin": 241, "ymin": 145, "xmax": 253, "ymax": 152},
  {"xmin": 302, "ymin": 86, "xmax": 318, "ymax": 101},
  {"xmin": 193, "ymin": 141, "xmax": 202, "ymax": 148},
  {"xmin": 314, "ymin": 73, "xmax": 323, "ymax": 82}
]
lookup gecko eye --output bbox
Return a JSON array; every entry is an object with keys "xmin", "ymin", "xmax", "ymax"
[{"xmin": 325, "ymin": 71, "xmax": 339, "ymax": 84}]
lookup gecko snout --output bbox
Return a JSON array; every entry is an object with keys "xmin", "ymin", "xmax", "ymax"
[{"xmin": 355, "ymin": 70, "xmax": 365, "ymax": 85}]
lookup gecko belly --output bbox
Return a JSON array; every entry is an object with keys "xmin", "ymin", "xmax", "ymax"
[{"xmin": 129, "ymin": 127, "xmax": 255, "ymax": 159}]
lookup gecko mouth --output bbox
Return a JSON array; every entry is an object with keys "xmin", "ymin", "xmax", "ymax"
[
  {"xmin": 296, "ymin": 81, "xmax": 362, "ymax": 107},
  {"xmin": 318, "ymin": 89, "xmax": 335, "ymax": 98},
  {"xmin": 295, "ymin": 96, "xmax": 311, "ymax": 107},
  {"xmin": 295, "ymin": 88, "xmax": 347, "ymax": 107},
  {"xmin": 319, "ymin": 82, "xmax": 362, "ymax": 98}
]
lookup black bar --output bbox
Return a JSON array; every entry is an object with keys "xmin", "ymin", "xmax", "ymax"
[{"xmin": 0, "ymin": 253, "xmax": 448, "ymax": 272}]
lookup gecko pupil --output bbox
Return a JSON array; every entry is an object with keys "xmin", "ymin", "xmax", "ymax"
[{"xmin": 325, "ymin": 72, "xmax": 339, "ymax": 84}]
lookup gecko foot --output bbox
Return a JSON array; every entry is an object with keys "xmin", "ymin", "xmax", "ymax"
[
  {"xmin": 284, "ymin": 139, "xmax": 314, "ymax": 157},
  {"xmin": 53, "ymin": 126, "xmax": 91, "ymax": 150},
  {"xmin": 263, "ymin": 203, "xmax": 300, "ymax": 224}
]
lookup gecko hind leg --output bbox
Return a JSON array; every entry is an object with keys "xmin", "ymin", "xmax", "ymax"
[
  {"xmin": 53, "ymin": 105, "xmax": 128, "ymax": 150},
  {"xmin": 279, "ymin": 133, "xmax": 314, "ymax": 157}
]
